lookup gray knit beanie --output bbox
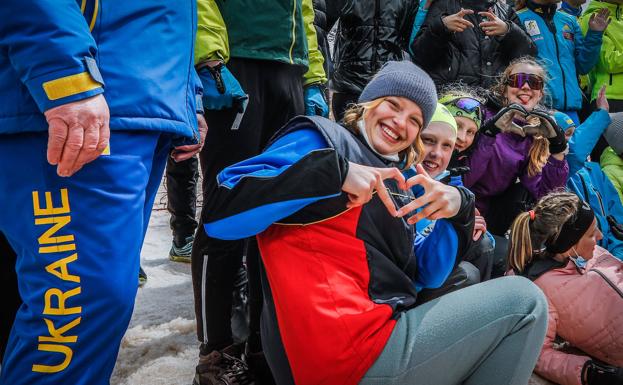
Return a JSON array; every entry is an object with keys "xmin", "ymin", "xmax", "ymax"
[
  {"xmin": 604, "ymin": 112, "xmax": 623, "ymax": 155},
  {"xmin": 359, "ymin": 61, "xmax": 438, "ymax": 128}
]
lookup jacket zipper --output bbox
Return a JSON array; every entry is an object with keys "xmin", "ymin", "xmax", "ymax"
[
  {"xmin": 372, "ymin": 0, "xmax": 380, "ymax": 71},
  {"xmin": 552, "ymin": 24, "xmax": 568, "ymax": 111},
  {"xmin": 288, "ymin": 0, "xmax": 297, "ymax": 64},
  {"xmin": 579, "ymin": 173, "xmax": 606, "ymax": 216},
  {"xmin": 589, "ymin": 268, "xmax": 623, "ymax": 299},
  {"xmin": 611, "ymin": 74, "xmax": 614, "ymax": 86}
]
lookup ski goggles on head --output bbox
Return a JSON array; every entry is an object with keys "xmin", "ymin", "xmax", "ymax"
[
  {"xmin": 506, "ymin": 73, "xmax": 544, "ymax": 90},
  {"xmin": 440, "ymin": 96, "xmax": 483, "ymax": 127}
]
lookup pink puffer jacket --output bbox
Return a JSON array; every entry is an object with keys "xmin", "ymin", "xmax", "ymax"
[{"xmin": 534, "ymin": 246, "xmax": 623, "ymax": 385}]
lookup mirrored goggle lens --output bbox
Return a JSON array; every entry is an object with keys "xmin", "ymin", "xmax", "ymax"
[
  {"xmin": 507, "ymin": 73, "xmax": 544, "ymax": 90},
  {"xmin": 454, "ymin": 98, "xmax": 481, "ymax": 113}
]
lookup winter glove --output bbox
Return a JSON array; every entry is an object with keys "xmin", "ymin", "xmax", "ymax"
[
  {"xmin": 304, "ymin": 85, "xmax": 329, "ymax": 117},
  {"xmin": 607, "ymin": 215, "xmax": 623, "ymax": 241},
  {"xmin": 480, "ymin": 104, "xmax": 528, "ymax": 137},
  {"xmin": 197, "ymin": 62, "xmax": 247, "ymax": 112},
  {"xmin": 544, "ymin": 116, "xmax": 567, "ymax": 154},
  {"xmin": 581, "ymin": 359, "xmax": 623, "ymax": 385},
  {"xmin": 524, "ymin": 108, "xmax": 560, "ymax": 139}
]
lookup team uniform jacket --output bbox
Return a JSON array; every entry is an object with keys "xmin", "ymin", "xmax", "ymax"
[
  {"xmin": 566, "ymin": 109, "xmax": 623, "ymax": 261},
  {"xmin": 198, "ymin": 0, "xmax": 326, "ymax": 86},
  {"xmin": 0, "ymin": 0, "xmax": 201, "ymax": 140},
  {"xmin": 516, "ymin": 5, "xmax": 603, "ymax": 112},
  {"xmin": 202, "ymin": 116, "xmax": 475, "ymax": 385}
]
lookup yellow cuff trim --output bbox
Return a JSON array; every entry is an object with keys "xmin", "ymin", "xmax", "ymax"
[
  {"xmin": 101, "ymin": 144, "xmax": 110, "ymax": 156},
  {"xmin": 42, "ymin": 72, "xmax": 101, "ymax": 101}
]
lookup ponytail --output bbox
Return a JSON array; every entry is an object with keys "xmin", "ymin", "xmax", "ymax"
[
  {"xmin": 508, "ymin": 212, "xmax": 534, "ymax": 273},
  {"xmin": 527, "ymin": 136, "xmax": 550, "ymax": 177}
]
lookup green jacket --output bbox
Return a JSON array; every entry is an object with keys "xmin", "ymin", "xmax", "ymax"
[
  {"xmin": 195, "ymin": 0, "xmax": 326, "ymax": 86},
  {"xmin": 601, "ymin": 146, "xmax": 623, "ymax": 205},
  {"xmin": 580, "ymin": 1, "xmax": 623, "ymax": 100}
]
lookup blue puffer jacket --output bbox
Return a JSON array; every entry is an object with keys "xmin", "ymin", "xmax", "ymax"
[
  {"xmin": 516, "ymin": 2, "xmax": 602, "ymax": 112},
  {"xmin": 0, "ymin": 0, "xmax": 201, "ymax": 141},
  {"xmin": 564, "ymin": 109, "xmax": 623, "ymax": 261}
]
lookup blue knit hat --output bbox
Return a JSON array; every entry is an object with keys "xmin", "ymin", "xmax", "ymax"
[{"xmin": 359, "ymin": 61, "xmax": 438, "ymax": 128}]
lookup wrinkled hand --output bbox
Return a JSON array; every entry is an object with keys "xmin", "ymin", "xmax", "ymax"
[
  {"xmin": 171, "ymin": 114, "xmax": 208, "ymax": 162},
  {"xmin": 473, "ymin": 208, "xmax": 486, "ymax": 241},
  {"xmin": 478, "ymin": 11, "xmax": 509, "ymax": 36},
  {"xmin": 397, "ymin": 164, "xmax": 462, "ymax": 224},
  {"xmin": 442, "ymin": 9, "xmax": 474, "ymax": 33},
  {"xmin": 45, "ymin": 94, "xmax": 110, "ymax": 177},
  {"xmin": 588, "ymin": 8, "xmax": 611, "ymax": 32},
  {"xmin": 596, "ymin": 85, "xmax": 609, "ymax": 112},
  {"xmin": 342, "ymin": 162, "xmax": 406, "ymax": 216}
]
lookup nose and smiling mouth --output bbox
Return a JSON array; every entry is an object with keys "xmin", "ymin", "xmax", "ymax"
[{"xmin": 380, "ymin": 122, "xmax": 401, "ymax": 142}]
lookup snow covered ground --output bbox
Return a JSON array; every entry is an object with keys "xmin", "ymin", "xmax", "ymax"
[
  {"xmin": 111, "ymin": 187, "xmax": 199, "ymax": 385},
  {"xmin": 110, "ymin": 182, "xmax": 553, "ymax": 385}
]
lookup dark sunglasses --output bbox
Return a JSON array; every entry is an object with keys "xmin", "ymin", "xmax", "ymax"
[
  {"xmin": 506, "ymin": 73, "xmax": 544, "ymax": 90},
  {"xmin": 447, "ymin": 97, "xmax": 483, "ymax": 120}
]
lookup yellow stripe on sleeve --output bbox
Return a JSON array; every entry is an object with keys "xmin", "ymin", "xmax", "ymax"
[{"xmin": 42, "ymin": 72, "xmax": 101, "ymax": 101}]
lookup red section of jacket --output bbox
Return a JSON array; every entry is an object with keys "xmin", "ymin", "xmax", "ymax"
[{"xmin": 257, "ymin": 207, "xmax": 396, "ymax": 385}]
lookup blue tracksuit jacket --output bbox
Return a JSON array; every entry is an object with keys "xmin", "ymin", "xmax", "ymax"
[
  {"xmin": 566, "ymin": 109, "xmax": 623, "ymax": 260},
  {"xmin": 516, "ymin": 7, "xmax": 602, "ymax": 111},
  {"xmin": 0, "ymin": 0, "xmax": 201, "ymax": 140}
]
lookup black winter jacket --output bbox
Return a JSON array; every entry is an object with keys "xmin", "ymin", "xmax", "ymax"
[
  {"xmin": 330, "ymin": 0, "xmax": 419, "ymax": 94},
  {"xmin": 411, "ymin": 0, "xmax": 536, "ymax": 89},
  {"xmin": 312, "ymin": 0, "xmax": 333, "ymax": 78}
]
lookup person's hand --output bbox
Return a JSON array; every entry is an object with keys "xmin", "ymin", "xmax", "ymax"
[
  {"xmin": 588, "ymin": 8, "xmax": 611, "ymax": 32},
  {"xmin": 473, "ymin": 208, "xmax": 486, "ymax": 241},
  {"xmin": 596, "ymin": 85, "xmax": 609, "ymax": 112},
  {"xmin": 442, "ymin": 9, "xmax": 475, "ymax": 33},
  {"xmin": 171, "ymin": 114, "xmax": 208, "ymax": 162},
  {"xmin": 481, "ymin": 103, "xmax": 528, "ymax": 137},
  {"xmin": 44, "ymin": 94, "xmax": 110, "ymax": 177},
  {"xmin": 304, "ymin": 85, "xmax": 329, "ymax": 117},
  {"xmin": 545, "ymin": 116, "xmax": 567, "ymax": 154},
  {"xmin": 478, "ymin": 11, "xmax": 509, "ymax": 36},
  {"xmin": 398, "ymin": 164, "xmax": 462, "ymax": 224},
  {"xmin": 342, "ymin": 162, "xmax": 406, "ymax": 216}
]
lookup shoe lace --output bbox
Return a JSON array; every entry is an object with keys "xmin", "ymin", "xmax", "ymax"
[{"xmin": 218, "ymin": 353, "xmax": 254, "ymax": 385}]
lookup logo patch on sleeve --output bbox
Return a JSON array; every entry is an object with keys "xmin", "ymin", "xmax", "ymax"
[{"xmin": 524, "ymin": 20, "xmax": 541, "ymax": 36}]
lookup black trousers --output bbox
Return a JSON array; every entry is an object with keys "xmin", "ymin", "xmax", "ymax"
[
  {"xmin": 165, "ymin": 156, "xmax": 198, "ymax": 245},
  {"xmin": 191, "ymin": 58, "xmax": 304, "ymax": 352},
  {"xmin": 0, "ymin": 232, "xmax": 20, "ymax": 362}
]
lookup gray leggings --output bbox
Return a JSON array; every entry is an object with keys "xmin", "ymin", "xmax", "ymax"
[{"xmin": 360, "ymin": 276, "xmax": 547, "ymax": 385}]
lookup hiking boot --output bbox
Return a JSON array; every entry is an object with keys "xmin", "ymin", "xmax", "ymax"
[
  {"xmin": 193, "ymin": 344, "xmax": 254, "ymax": 385},
  {"xmin": 138, "ymin": 266, "xmax": 147, "ymax": 287},
  {"xmin": 169, "ymin": 235, "xmax": 194, "ymax": 263}
]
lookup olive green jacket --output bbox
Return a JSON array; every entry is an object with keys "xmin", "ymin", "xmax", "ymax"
[{"xmin": 195, "ymin": 0, "xmax": 326, "ymax": 85}]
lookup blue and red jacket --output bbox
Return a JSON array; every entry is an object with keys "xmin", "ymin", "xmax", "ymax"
[
  {"xmin": 203, "ymin": 116, "xmax": 475, "ymax": 385},
  {"xmin": 0, "ymin": 0, "xmax": 201, "ymax": 140}
]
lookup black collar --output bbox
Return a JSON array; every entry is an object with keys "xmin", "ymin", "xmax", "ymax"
[{"xmin": 526, "ymin": 0, "xmax": 558, "ymax": 21}]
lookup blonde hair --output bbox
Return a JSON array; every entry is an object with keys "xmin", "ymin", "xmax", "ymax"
[
  {"xmin": 492, "ymin": 57, "xmax": 552, "ymax": 176},
  {"xmin": 342, "ymin": 98, "xmax": 424, "ymax": 169},
  {"xmin": 507, "ymin": 192, "xmax": 580, "ymax": 273}
]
